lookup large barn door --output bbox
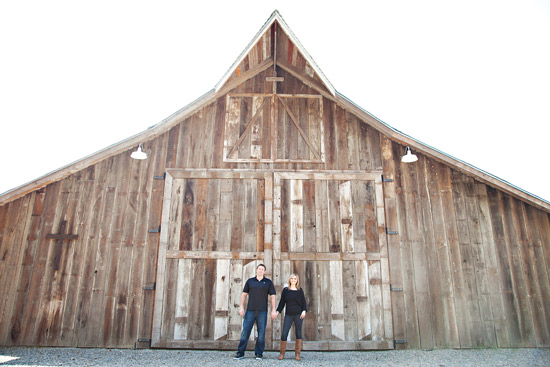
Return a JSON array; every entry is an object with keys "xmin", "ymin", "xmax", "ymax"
[
  {"xmin": 272, "ymin": 172, "xmax": 393, "ymax": 350},
  {"xmin": 152, "ymin": 170, "xmax": 392, "ymax": 350},
  {"xmin": 151, "ymin": 170, "xmax": 268, "ymax": 349}
]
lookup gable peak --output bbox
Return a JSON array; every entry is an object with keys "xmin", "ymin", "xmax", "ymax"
[{"xmin": 214, "ymin": 10, "xmax": 335, "ymax": 96}]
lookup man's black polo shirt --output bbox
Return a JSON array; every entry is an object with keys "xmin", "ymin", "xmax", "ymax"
[{"xmin": 243, "ymin": 276, "xmax": 276, "ymax": 311}]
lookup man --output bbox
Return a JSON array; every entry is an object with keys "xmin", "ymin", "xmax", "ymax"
[{"xmin": 234, "ymin": 263, "xmax": 277, "ymax": 360}]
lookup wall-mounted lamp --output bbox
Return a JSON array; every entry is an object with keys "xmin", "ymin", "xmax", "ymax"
[
  {"xmin": 401, "ymin": 146, "xmax": 418, "ymax": 163},
  {"xmin": 130, "ymin": 144, "xmax": 148, "ymax": 160}
]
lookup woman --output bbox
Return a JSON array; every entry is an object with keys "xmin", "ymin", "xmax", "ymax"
[{"xmin": 276, "ymin": 274, "xmax": 307, "ymax": 361}]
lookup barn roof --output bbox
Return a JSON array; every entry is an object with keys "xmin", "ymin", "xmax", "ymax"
[{"xmin": 1, "ymin": 10, "xmax": 549, "ymax": 213}]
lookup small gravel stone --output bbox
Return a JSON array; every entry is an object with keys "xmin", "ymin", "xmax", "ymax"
[{"xmin": 0, "ymin": 347, "xmax": 548, "ymax": 366}]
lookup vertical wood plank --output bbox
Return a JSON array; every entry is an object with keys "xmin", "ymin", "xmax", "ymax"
[
  {"xmin": 302, "ymin": 180, "xmax": 316, "ymax": 253},
  {"xmin": 338, "ymin": 180, "xmax": 354, "ymax": 252},
  {"xmin": 417, "ymin": 157, "xmax": 445, "ymax": 348},
  {"xmin": 329, "ymin": 261, "xmax": 344, "ymax": 341},
  {"xmin": 518, "ymin": 202, "xmax": 549, "ymax": 346},
  {"xmin": 342, "ymin": 260, "xmax": 358, "ymax": 341},
  {"xmin": 501, "ymin": 194, "xmax": 536, "ymax": 346},
  {"xmin": 151, "ymin": 169, "xmax": 173, "ymax": 346},
  {"xmin": 426, "ymin": 160, "xmax": 460, "ymax": 347},
  {"xmin": 327, "ymin": 181, "xmax": 341, "ymax": 252},
  {"xmin": 193, "ymin": 179, "xmax": 209, "ymax": 251},
  {"xmin": 368, "ymin": 260, "xmax": 383, "ymax": 341},
  {"xmin": 174, "ymin": 259, "xmax": 191, "ymax": 340},
  {"xmin": 290, "ymin": 179, "xmax": 304, "ymax": 253},
  {"xmin": 355, "ymin": 260, "xmax": 371, "ymax": 340},
  {"xmin": 214, "ymin": 259, "xmax": 231, "ymax": 340},
  {"xmin": 440, "ymin": 166, "xmax": 472, "ymax": 348},
  {"xmin": 525, "ymin": 205, "xmax": 550, "ymax": 346},
  {"xmin": 228, "ymin": 261, "xmax": 243, "ymax": 341},
  {"xmin": 402, "ymin": 153, "xmax": 434, "ymax": 349},
  {"xmin": 350, "ymin": 181, "xmax": 367, "ymax": 253},
  {"xmin": 0, "ymin": 195, "xmax": 32, "ymax": 345}
]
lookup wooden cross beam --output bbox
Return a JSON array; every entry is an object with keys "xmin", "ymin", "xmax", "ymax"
[
  {"xmin": 266, "ymin": 76, "xmax": 284, "ymax": 94},
  {"xmin": 46, "ymin": 220, "xmax": 79, "ymax": 243}
]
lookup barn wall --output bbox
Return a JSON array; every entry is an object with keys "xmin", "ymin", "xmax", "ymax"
[
  {"xmin": 382, "ymin": 138, "xmax": 550, "ymax": 349},
  {"xmin": 1, "ymin": 69, "xmax": 550, "ymax": 349}
]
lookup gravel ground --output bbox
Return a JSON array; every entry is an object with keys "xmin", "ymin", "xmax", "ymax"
[{"xmin": 0, "ymin": 347, "xmax": 548, "ymax": 367}]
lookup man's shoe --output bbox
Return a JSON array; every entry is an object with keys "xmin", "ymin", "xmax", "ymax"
[
  {"xmin": 234, "ymin": 353, "xmax": 244, "ymax": 360},
  {"xmin": 255, "ymin": 354, "xmax": 263, "ymax": 360}
]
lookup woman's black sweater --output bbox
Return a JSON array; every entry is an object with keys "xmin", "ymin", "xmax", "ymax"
[{"xmin": 276, "ymin": 287, "xmax": 307, "ymax": 315}]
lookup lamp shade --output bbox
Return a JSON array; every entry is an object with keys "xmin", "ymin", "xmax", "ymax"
[
  {"xmin": 131, "ymin": 144, "xmax": 148, "ymax": 160},
  {"xmin": 401, "ymin": 146, "xmax": 418, "ymax": 163}
]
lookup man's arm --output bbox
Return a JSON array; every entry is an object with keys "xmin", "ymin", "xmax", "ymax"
[
  {"xmin": 270, "ymin": 294, "xmax": 277, "ymax": 320},
  {"xmin": 239, "ymin": 292, "xmax": 247, "ymax": 317}
]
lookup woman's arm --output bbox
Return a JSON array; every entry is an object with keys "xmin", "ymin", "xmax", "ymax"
[
  {"xmin": 300, "ymin": 288, "xmax": 307, "ymax": 313},
  {"xmin": 276, "ymin": 288, "xmax": 287, "ymax": 313}
]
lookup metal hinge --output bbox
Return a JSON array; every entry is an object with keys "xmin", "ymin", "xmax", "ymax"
[
  {"xmin": 154, "ymin": 172, "xmax": 166, "ymax": 180},
  {"xmin": 390, "ymin": 284, "xmax": 403, "ymax": 292},
  {"xmin": 382, "ymin": 175, "xmax": 394, "ymax": 182},
  {"xmin": 394, "ymin": 339, "xmax": 407, "ymax": 347},
  {"xmin": 135, "ymin": 338, "xmax": 152, "ymax": 349},
  {"xmin": 386, "ymin": 227, "xmax": 398, "ymax": 235},
  {"xmin": 148, "ymin": 225, "xmax": 161, "ymax": 233},
  {"xmin": 142, "ymin": 282, "xmax": 156, "ymax": 291}
]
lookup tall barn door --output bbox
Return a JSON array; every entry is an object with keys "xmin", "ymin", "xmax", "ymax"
[
  {"xmin": 152, "ymin": 170, "xmax": 392, "ymax": 350},
  {"xmin": 151, "ymin": 171, "xmax": 268, "ymax": 349},
  {"xmin": 272, "ymin": 172, "xmax": 393, "ymax": 350}
]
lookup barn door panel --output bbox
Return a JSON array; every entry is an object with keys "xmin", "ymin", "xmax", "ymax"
[
  {"xmin": 273, "ymin": 173, "xmax": 393, "ymax": 350},
  {"xmin": 152, "ymin": 173, "xmax": 266, "ymax": 349},
  {"xmin": 223, "ymin": 94, "xmax": 324, "ymax": 163}
]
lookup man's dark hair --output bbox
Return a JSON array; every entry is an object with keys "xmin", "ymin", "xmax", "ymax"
[{"xmin": 257, "ymin": 263, "xmax": 266, "ymax": 270}]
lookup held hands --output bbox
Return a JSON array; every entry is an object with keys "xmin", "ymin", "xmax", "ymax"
[
  {"xmin": 300, "ymin": 311, "xmax": 306, "ymax": 319},
  {"xmin": 271, "ymin": 310, "xmax": 278, "ymax": 320}
]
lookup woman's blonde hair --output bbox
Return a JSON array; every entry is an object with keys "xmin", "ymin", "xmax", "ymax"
[{"xmin": 288, "ymin": 273, "xmax": 300, "ymax": 289}]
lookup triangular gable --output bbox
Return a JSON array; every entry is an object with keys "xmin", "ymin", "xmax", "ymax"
[{"xmin": 214, "ymin": 10, "xmax": 335, "ymax": 96}]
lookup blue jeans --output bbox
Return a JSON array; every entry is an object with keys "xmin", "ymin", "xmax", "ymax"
[
  {"xmin": 237, "ymin": 310, "xmax": 268, "ymax": 356},
  {"xmin": 281, "ymin": 314, "xmax": 303, "ymax": 340}
]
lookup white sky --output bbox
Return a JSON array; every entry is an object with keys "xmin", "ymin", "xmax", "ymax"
[{"xmin": 1, "ymin": 1, "xmax": 549, "ymax": 202}]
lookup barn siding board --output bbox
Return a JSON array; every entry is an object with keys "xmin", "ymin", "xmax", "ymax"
[
  {"xmin": 524, "ymin": 203, "xmax": 550, "ymax": 347},
  {"xmin": 427, "ymin": 161, "xmax": 460, "ymax": 348},
  {"xmin": 525, "ymin": 206, "xmax": 550, "ymax": 346},
  {"xmin": 7, "ymin": 191, "xmax": 44, "ymax": 345},
  {"xmin": 417, "ymin": 157, "xmax": 445, "ymax": 348},
  {"xmin": 501, "ymin": 195, "xmax": 537, "ymax": 346},
  {"xmin": 2, "ymin": 17, "xmax": 550, "ymax": 351},
  {"xmin": 440, "ymin": 167, "xmax": 472, "ymax": 348},
  {"xmin": 474, "ymin": 183, "xmax": 510, "ymax": 348},
  {"xmin": 58, "ymin": 176, "xmax": 95, "ymax": 345},
  {"xmin": 0, "ymin": 195, "xmax": 32, "ymax": 345},
  {"xmin": 391, "ymin": 143, "xmax": 420, "ymax": 349},
  {"xmin": 402, "ymin": 155, "xmax": 434, "ymax": 349},
  {"xmin": 486, "ymin": 187, "xmax": 522, "ymax": 346}
]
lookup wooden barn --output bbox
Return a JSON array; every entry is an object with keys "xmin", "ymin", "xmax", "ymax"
[{"xmin": 1, "ymin": 11, "xmax": 549, "ymax": 351}]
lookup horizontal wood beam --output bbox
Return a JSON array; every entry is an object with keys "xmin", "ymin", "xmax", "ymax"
[
  {"xmin": 275, "ymin": 171, "xmax": 382, "ymax": 181},
  {"xmin": 166, "ymin": 169, "xmax": 383, "ymax": 181},
  {"xmin": 279, "ymin": 252, "xmax": 382, "ymax": 261},
  {"xmin": 154, "ymin": 339, "xmax": 393, "ymax": 350},
  {"xmin": 166, "ymin": 169, "xmax": 267, "ymax": 180},
  {"xmin": 166, "ymin": 251, "xmax": 263, "ymax": 260}
]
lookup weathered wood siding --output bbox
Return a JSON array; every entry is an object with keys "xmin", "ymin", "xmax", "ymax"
[
  {"xmin": 1, "ymin": 20, "xmax": 549, "ymax": 349},
  {"xmin": 381, "ymin": 138, "xmax": 550, "ymax": 349}
]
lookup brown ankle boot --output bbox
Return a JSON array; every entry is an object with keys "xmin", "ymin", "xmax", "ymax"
[
  {"xmin": 278, "ymin": 341, "xmax": 287, "ymax": 360},
  {"xmin": 295, "ymin": 339, "xmax": 302, "ymax": 360}
]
